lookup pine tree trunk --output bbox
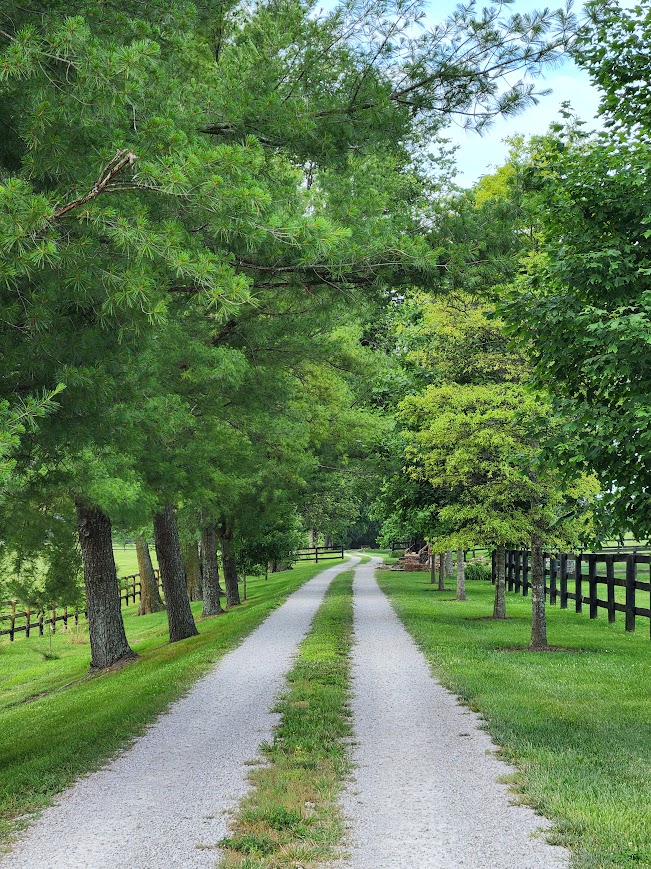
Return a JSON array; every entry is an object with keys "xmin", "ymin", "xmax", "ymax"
[
  {"xmin": 530, "ymin": 536, "xmax": 547, "ymax": 649},
  {"xmin": 438, "ymin": 552, "xmax": 446, "ymax": 590},
  {"xmin": 183, "ymin": 539, "xmax": 203, "ymax": 602},
  {"xmin": 219, "ymin": 521, "xmax": 241, "ymax": 606},
  {"xmin": 75, "ymin": 500, "xmax": 136, "ymax": 670},
  {"xmin": 201, "ymin": 523, "xmax": 224, "ymax": 617},
  {"xmin": 153, "ymin": 506, "xmax": 198, "ymax": 642},
  {"xmin": 493, "ymin": 543, "xmax": 507, "ymax": 619},
  {"xmin": 136, "ymin": 535, "xmax": 165, "ymax": 615},
  {"xmin": 456, "ymin": 548, "xmax": 466, "ymax": 601}
]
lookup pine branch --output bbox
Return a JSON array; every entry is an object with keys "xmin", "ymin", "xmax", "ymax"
[{"xmin": 52, "ymin": 150, "xmax": 137, "ymax": 220}]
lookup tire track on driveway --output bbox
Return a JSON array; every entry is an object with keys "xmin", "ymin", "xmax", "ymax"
[
  {"xmin": 1, "ymin": 556, "xmax": 359, "ymax": 869},
  {"xmin": 340, "ymin": 557, "xmax": 569, "ymax": 869}
]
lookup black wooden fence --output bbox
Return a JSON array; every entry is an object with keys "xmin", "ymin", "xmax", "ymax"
[
  {"xmin": 294, "ymin": 546, "xmax": 345, "ymax": 563},
  {"xmin": 494, "ymin": 550, "xmax": 651, "ymax": 638},
  {"xmin": 0, "ymin": 570, "xmax": 162, "ymax": 642}
]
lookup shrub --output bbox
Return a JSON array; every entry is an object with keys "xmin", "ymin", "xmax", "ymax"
[{"xmin": 465, "ymin": 561, "xmax": 492, "ymax": 582}]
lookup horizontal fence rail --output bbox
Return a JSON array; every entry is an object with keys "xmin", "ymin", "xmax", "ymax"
[
  {"xmin": 0, "ymin": 570, "xmax": 161, "ymax": 642},
  {"xmin": 493, "ymin": 550, "xmax": 651, "ymax": 639},
  {"xmin": 294, "ymin": 546, "xmax": 345, "ymax": 563}
]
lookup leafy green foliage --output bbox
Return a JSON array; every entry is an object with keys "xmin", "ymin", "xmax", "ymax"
[{"xmin": 499, "ymin": 5, "xmax": 651, "ymax": 536}]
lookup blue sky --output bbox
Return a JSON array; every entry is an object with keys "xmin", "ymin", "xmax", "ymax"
[{"xmin": 427, "ymin": 0, "xmax": 603, "ymax": 185}]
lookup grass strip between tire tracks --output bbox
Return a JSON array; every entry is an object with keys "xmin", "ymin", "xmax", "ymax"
[
  {"xmin": 0, "ymin": 559, "xmax": 348, "ymax": 850},
  {"xmin": 218, "ymin": 567, "xmax": 355, "ymax": 868},
  {"xmin": 376, "ymin": 567, "xmax": 651, "ymax": 869}
]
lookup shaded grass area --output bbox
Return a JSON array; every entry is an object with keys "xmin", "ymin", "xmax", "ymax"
[
  {"xmin": 219, "ymin": 569, "xmax": 354, "ymax": 868},
  {"xmin": 377, "ymin": 569, "xmax": 651, "ymax": 869},
  {"xmin": 0, "ymin": 560, "xmax": 344, "ymax": 850}
]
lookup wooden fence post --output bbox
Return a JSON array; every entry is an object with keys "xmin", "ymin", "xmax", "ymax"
[
  {"xmin": 38, "ymin": 609, "xmax": 44, "ymax": 637},
  {"xmin": 575, "ymin": 554, "xmax": 583, "ymax": 613},
  {"xmin": 25, "ymin": 607, "xmax": 31, "ymax": 639},
  {"xmin": 625, "ymin": 554, "xmax": 636, "ymax": 633},
  {"xmin": 606, "ymin": 555, "xmax": 616, "ymax": 624},
  {"xmin": 588, "ymin": 555, "xmax": 598, "ymax": 619},
  {"xmin": 559, "ymin": 554, "xmax": 568, "ymax": 609},
  {"xmin": 315, "ymin": 547, "xmax": 319, "ymax": 564},
  {"xmin": 549, "ymin": 557, "xmax": 558, "ymax": 605},
  {"xmin": 514, "ymin": 551, "xmax": 521, "ymax": 594}
]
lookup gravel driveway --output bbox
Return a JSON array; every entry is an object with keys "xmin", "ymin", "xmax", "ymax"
[
  {"xmin": 1, "ymin": 557, "xmax": 357, "ymax": 869},
  {"xmin": 339, "ymin": 557, "xmax": 569, "ymax": 869}
]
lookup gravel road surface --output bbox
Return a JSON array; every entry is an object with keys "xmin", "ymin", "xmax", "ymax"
[
  {"xmin": 1, "ymin": 557, "xmax": 358, "ymax": 869},
  {"xmin": 339, "ymin": 557, "xmax": 569, "ymax": 869}
]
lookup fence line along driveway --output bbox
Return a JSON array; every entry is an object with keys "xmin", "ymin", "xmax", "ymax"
[
  {"xmin": 496, "ymin": 549, "xmax": 651, "ymax": 639},
  {"xmin": 0, "ymin": 571, "xmax": 161, "ymax": 642}
]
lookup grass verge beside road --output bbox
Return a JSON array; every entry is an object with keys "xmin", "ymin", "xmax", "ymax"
[
  {"xmin": 219, "ymin": 568, "xmax": 354, "ymax": 868},
  {"xmin": 0, "ymin": 560, "xmax": 346, "ymax": 851},
  {"xmin": 377, "ymin": 568, "xmax": 651, "ymax": 869}
]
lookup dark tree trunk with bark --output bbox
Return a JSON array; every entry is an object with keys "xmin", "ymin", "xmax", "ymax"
[
  {"xmin": 456, "ymin": 548, "xmax": 466, "ymax": 601},
  {"xmin": 530, "ymin": 536, "xmax": 547, "ymax": 649},
  {"xmin": 493, "ymin": 543, "xmax": 507, "ymax": 619},
  {"xmin": 75, "ymin": 500, "xmax": 136, "ymax": 670},
  {"xmin": 183, "ymin": 539, "xmax": 203, "ymax": 602},
  {"xmin": 430, "ymin": 551, "xmax": 437, "ymax": 585},
  {"xmin": 219, "ymin": 520, "xmax": 241, "ymax": 606},
  {"xmin": 201, "ymin": 523, "xmax": 224, "ymax": 617},
  {"xmin": 153, "ymin": 506, "xmax": 198, "ymax": 642},
  {"xmin": 438, "ymin": 552, "xmax": 446, "ymax": 590},
  {"xmin": 136, "ymin": 535, "xmax": 165, "ymax": 615},
  {"xmin": 445, "ymin": 550, "xmax": 454, "ymax": 579}
]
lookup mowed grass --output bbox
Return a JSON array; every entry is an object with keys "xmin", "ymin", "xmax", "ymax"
[
  {"xmin": 377, "ymin": 569, "xmax": 651, "ymax": 869},
  {"xmin": 219, "ymin": 569, "xmax": 355, "ymax": 868},
  {"xmin": 112, "ymin": 545, "xmax": 157, "ymax": 577},
  {"xmin": 0, "ymin": 559, "xmax": 346, "ymax": 850}
]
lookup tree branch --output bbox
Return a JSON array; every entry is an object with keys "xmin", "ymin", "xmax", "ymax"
[{"xmin": 52, "ymin": 149, "xmax": 137, "ymax": 220}]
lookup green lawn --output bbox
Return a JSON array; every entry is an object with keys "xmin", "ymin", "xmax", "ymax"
[
  {"xmin": 377, "ymin": 568, "xmax": 651, "ymax": 869},
  {"xmin": 112, "ymin": 545, "xmax": 157, "ymax": 577},
  {"xmin": 0, "ymin": 559, "xmax": 346, "ymax": 850}
]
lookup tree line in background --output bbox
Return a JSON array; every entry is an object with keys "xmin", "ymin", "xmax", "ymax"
[{"xmin": 0, "ymin": 0, "xmax": 645, "ymax": 663}]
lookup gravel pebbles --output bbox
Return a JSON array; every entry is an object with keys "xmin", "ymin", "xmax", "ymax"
[
  {"xmin": 339, "ymin": 557, "xmax": 569, "ymax": 869},
  {"xmin": 1, "ymin": 557, "xmax": 357, "ymax": 869}
]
